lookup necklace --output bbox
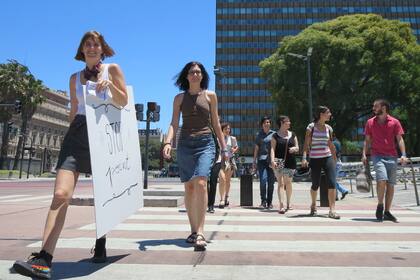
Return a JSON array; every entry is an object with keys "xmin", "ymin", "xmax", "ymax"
[
  {"xmin": 188, "ymin": 90, "xmax": 202, "ymax": 116},
  {"xmin": 84, "ymin": 61, "xmax": 102, "ymax": 81}
]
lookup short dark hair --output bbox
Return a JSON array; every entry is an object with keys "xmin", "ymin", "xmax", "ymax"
[
  {"xmin": 276, "ymin": 115, "xmax": 289, "ymax": 128},
  {"xmin": 221, "ymin": 122, "xmax": 231, "ymax": 131},
  {"xmin": 75, "ymin": 31, "xmax": 115, "ymax": 61},
  {"xmin": 174, "ymin": 61, "xmax": 209, "ymax": 91},
  {"xmin": 374, "ymin": 99, "xmax": 390, "ymax": 113},
  {"xmin": 313, "ymin": 106, "xmax": 330, "ymax": 122},
  {"xmin": 260, "ymin": 116, "xmax": 271, "ymax": 126}
]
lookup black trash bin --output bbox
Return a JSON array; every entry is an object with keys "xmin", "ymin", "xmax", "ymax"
[
  {"xmin": 240, "ymin": 174, "xmax": 253, "ymax": 206},
  {"xmin": 319, "ymin": 173, "xmax": 329, "ymax": 207}
]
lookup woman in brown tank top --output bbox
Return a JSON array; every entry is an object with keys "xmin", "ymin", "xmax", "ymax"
[{"xmin": 163, "ymin": 62, "xmax": 227, "ymax": 251}]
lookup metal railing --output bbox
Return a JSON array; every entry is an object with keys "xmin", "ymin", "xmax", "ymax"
[{"xmin": 340, "ymin": 157, "xmax": 420, "ymax": 206}]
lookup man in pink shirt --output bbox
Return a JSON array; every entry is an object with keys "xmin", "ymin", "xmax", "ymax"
[{"xmin": 362, "ymin": 99, "xmax": 408, "ymax": 222}]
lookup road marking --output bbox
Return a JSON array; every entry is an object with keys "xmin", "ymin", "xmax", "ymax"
[
  {"xmin": 79, "ymin": 223, "xmax": 420, "ymax": 234},
  {"xmin": 127, "ymin": 214, "xmax": 420, "ymax": 223},
  {"xmin": 1, "ymin": 260, "xmax": 420, "ymax": 280},
  {"xmin": 1, "ymin": 195, "xmax": 52, "ymax": 202},
  {"xmin": 27, "ymin": 238, "xmax": 420, "ymax": 253},
  {"xmin": 0, "ymin": 195, "xmax": 31, "ymax": 200},
  {"xmin": 137, "ymin": 208, "xmax": 420, "ymax": 215}
]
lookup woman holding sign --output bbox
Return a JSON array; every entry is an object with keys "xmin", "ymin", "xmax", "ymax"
[
  {"xmin": 163, "ymin": 61, "xmax": 227, "ymax": 251},
  {"xmin": 13, "ymin": 31, "xmax": 128, "ymax": 279}
]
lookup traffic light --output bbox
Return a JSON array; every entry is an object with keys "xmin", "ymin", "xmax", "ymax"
[
  {"xmin": 147, "ymin": 102, "xmax": 160, "ymax": 122},
  {"xmin": 135, "ymin": 103, "xmax": 144, "ymax": 121},
  {"xmin": 152, "ymin": 105, "xmax": 160, "ymax": 122},
  {"xmin": 14, "ymin": 100, "xmax": 22, "ymax": 114}
]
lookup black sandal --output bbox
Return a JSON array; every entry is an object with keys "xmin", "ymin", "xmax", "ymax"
[
  {"xmin": 225, "ymin": 196, "xmax": 230, "ymax": 206},
  {"xmin": 194, "ymin": 234, "xmax": 207, "ymax": 251},
  {"xmin": 186, "ymin": 232, "xmax": 197, "ymax": 244}
]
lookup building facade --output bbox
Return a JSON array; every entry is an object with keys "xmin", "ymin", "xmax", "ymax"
[
  {"xmin": 215, "ymin": 0, "xmax": 420, "ymax": 155},
  {"xmin": 1, "ymin": 88, "xmax": 70, "ymax": 173}
]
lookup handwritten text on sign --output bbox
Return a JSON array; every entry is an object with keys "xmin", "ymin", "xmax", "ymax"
[{"xmin": 84, "ymin": 84, "xmax": 143, "ymax": 238}]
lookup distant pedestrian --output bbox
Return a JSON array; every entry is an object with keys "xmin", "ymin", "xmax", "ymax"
[
  {"xmin": 13, "ymin": 30, "xmax": 128, "ymax": 279},
  {"xmin": 218, "ymin": 122, "xmax": 238, "ymax": 208},
  {"xmin": 332, "ymin": 134, "xmax": 349, "ymax": 200},
  {"xmin": 207, "ymin": 130, "xmax": 222, "ymax": 214},
  {"xmin": 270, "ymin": 116, "xmax": 299, "ymax": 214},
  {"xmin": 362, "ymin": 99, "xmax": 408, "ymax": 222},
  {"xmin": 302, "ymin": 106, "xmax": 340, "ymax": 219},
  {"xmin": 253, "ymin": 116, "xmax": 275, "ymax": 209},
  {"xmin": 162, "ymin": 61, "xmax": 227, "ymax": 250}
]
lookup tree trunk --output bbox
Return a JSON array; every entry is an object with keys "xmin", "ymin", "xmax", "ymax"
[{"xmin": 0, "ymin": 121, "xmax": 10, "ymax": 169}]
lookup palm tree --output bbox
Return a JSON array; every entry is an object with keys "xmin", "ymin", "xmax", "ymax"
[{"xmin": 0, "ymin": 60, "xmax": 45, "ymax": 170}]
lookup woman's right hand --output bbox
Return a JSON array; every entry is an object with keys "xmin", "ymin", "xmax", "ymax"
[
  {"xmin": 270, "ymin": 161, "xmax": 277, "ymax": 169},
  {"xmin": 301, "ymin": 159, "xmax": 308, "ymax": 168},
  {"xmin": 163, "ymin": 144, "xmax": 172, "ymax": 160}
]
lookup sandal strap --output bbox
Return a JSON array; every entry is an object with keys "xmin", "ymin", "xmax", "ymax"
[{"xmin": 195, "ymin": 234, "xmax": 206, "ymax": 242}]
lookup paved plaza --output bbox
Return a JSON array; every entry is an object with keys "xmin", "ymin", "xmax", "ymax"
[{"xmin": 0, "ymin": 177, "xmax": 419, "ymax": 279}]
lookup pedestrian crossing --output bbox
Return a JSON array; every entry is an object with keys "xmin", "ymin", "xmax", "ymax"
[
  {"xmin": 0, "ymin": 194, "xmax": 52, "ymax": 203},
  {"xmin": 11, "ymin": 206, "xmax": 420, "ymax": 279}
]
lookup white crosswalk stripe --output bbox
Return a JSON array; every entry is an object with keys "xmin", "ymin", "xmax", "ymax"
[
  {"xmin": 21, "ymin": 207, "xmax": 420, "ymax": 279},
  {"xmin": 0, "ymin": 195, "xmax": 52, "ymax": 203}
]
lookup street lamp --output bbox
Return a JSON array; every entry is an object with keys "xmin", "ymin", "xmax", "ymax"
[{"xmin": 287, "ymin": 47, "xmax": 313, "ymax": 123}]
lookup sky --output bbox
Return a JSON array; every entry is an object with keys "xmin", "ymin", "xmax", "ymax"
[{"xmin": 0, "ymin": 0, "xmax": 216, "ymax": 131}]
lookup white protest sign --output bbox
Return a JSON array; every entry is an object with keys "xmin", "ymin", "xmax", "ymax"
[{"xmin": 84, "ymin": 84, "xmax": 143, "ymax": 238}]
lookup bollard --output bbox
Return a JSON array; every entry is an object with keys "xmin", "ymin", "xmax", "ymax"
[
  {"xmin": 240, "ymin": 174, "xmax": 253, "ymax": 206},
  {"xmin": 319, "ymin": 173, "xmax": 329, "ymax": 207}
]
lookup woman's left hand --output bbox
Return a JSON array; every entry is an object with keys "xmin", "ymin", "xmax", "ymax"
[{"xmin": 96, "ymin": 79, "xmax": 112, "ymax": 93}]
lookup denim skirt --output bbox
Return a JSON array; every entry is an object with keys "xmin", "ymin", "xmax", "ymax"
[
  {"xmin": 56, "ymin": 115, "xmax": 92, "ymax": 174},
  {"xmin": 177, "ymin": 133, "xmax": 216, "ymax": 183}
]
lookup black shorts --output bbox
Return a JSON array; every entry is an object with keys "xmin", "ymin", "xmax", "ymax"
[{"xmin": 56, "ymin": 115, "xmax": 91, "ymax": 174}]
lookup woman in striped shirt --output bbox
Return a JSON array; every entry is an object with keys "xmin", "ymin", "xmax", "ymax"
[{"xmin": 301, "ymin": 106, "xmax": 340, "ymax": 219}]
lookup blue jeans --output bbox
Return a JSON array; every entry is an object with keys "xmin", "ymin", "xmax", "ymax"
[
  {"xmin": 335, "ymin": 161, "xmax": 348, "ymax": 194},
  {"xmin": 257, "ymin": 159, "xmax": 275, "ymax": 204}
]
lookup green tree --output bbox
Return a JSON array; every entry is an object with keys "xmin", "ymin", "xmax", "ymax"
[
  {"xmin": 0, "ymin": 60, "xmax": 44, "ymax": 169},
  {"xmin": 139, "ymin": 138, "xmax": 163, "ymax": 170},
  {"xmin": 0, "ymin": 60, "xmax": 45, "ymax": 170},
  {"xmin": 260, "ymin": 14, "xmax": 420, "ymax": 154}
]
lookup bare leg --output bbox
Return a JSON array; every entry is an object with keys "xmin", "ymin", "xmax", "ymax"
[
  {"xmin": 224, "ymin": 169, "xmax": 233, "ymax": 203},
  {"xmin": 385, "ymin": 183, "xmax": 394, "ymax": 211},
  {"xmin": 328, "ymin": 189, "xmax": 337, "ymax": 212},
  {"xmin": 276, "ymin": 174, "xmax": 284, "ymax": 210},
  {"xmin": 41, "ymin": 169, "xmax": 79, "ymax": 255},
  {"xmin": 191, "ymin": 177, "xmax": 208, "ymax": 235},
  {"xmin": 310, "ymin": 189, "xmax": 317, "ymax": 209},
  {"xmin": 218, "ymin": 170, "xmax": 226, "ymax": 204},
  {"xmin": 284, "ymin": 176, "xmax": 293, "ymax": 208},
  {"xmin": 377, "ymin": 180, "xmax": 387, "ymax": 205},
  {"xmin": 184, "ymin": 181, "xmax": 195, "ymax": 233}
]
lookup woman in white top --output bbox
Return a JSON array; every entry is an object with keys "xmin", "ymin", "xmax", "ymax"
[
  {"xmin": 13, "ymin": 31, "xmax": 128, "ymax": 279},
  {"xmin": 218, "ymin": 122, "xmax": 239, "ymax": 208}
]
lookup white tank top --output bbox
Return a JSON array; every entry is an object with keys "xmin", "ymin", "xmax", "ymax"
[{"xmin": 75, "ymin": 64, "xmax": 110, "ymax": 115}]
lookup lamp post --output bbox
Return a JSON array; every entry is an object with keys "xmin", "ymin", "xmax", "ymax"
[{"xmin": 287, "ymin": 47, "xmax": 313, "ymax": 123}]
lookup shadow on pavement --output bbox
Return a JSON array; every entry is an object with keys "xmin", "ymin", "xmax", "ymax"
[
  {"xmin": 50, "ymin": 254, "xmax": 129, "ymax": 279},
  {"xmin": 138, "ymin": 238, "xmax": 193, "ymax": 251},
  {"xmin": 351, "ymin": 217, "xmax": 383, "ymax": 222}
]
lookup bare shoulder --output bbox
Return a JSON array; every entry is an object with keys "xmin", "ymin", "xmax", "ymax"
[
  {"xmin": 205, "ymin": 90, "xmax": 217, "ymax": 102},
  {"xmin": 174, "ymin": 92, "xmax": 184, "ymax": 103},
  {"xmin": 107, "ymin": 63, "xmax": 123, "ymax": 74},
  {"xmin": 69, "ymin": 73, "xmax": 77, "ymax": 89}
]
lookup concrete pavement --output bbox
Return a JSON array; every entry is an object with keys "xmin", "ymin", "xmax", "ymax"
[{"xmin": 0, "ymin": 177, "xmax": 419, "ymax": 279}]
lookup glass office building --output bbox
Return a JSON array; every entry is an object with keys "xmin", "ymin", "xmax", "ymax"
[{"xmin": 215, "ymin": 0, "xmax": 420, "ymax": 156}]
